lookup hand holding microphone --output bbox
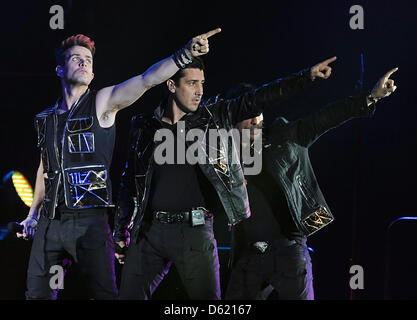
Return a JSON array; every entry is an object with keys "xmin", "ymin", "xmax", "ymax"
[{"xmin": 9, "ymin": 215, "xmax": 38, "ymax": 240}]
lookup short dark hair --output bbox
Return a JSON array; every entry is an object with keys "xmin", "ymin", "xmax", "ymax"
[
  {"xmin": 55, "ymin": 34, "xmax": 95, "ymax": 66},
  {"xmin": 170, "ymin": 56, "xmax": 205, "ymax": 85},
  {"xmin": 224, "ymin": 83, "xmax": 256, "ymax": 100}
]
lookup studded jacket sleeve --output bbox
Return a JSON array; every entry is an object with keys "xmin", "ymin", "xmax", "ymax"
[
  {"xmin": 113, "ymin": 116, "xmax": 139, "ymax": 243},
  {"xmin": 206, "ymin": 68, "xmax": 314, "ymax": 128},
  {"xmin": 271, "ymin": 92, "xmax": 376, "ymax": 148}
]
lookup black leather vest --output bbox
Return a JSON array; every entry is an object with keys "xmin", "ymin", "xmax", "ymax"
[{"xmin": 35, "ymin": 89, "xmax": 115, "ymax": 218}]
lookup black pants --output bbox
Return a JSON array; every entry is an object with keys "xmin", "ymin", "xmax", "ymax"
[
  {"xmin": 119, "ymin": 217, "xmax": 220, "ymax": 300},
  {"xmin": 26, "ymin": 209, "xmax": 118, "ymax": 300},
  {"xmin": 225, "ymin": 238, "xmax": 314, "ymax": 300}
]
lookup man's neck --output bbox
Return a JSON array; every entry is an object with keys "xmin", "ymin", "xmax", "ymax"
[
  {"xmin": 161, "ymin": 96, "xmax": 187, "ymax": 125},
  {"xmin": 60, "ymin": 81, "xmax": 88, "ymax": 112}
]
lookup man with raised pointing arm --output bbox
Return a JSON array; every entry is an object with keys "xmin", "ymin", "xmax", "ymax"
[
  {"xmin": 17, "ymin": 28, "xmax": 220, "ymax": 299},
  {"xmin": 225, "ymin": 67, "xmax": 398, "ymax": 300},
  {"xmin": 113, "ymin": 46, "xmax": 337, "ymax": 298}
]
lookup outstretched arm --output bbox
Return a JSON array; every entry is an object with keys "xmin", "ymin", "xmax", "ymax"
[
  {"xmin": 96, "ymin": 28, "xmax": 221, "ymax": 127},
  {"xmin": 213, "ymin": 56, "xmax": 337, "ymax": 126},
  {"xmin": 284, "ymin": 67, "xmax": 399, "ymax": 147}
]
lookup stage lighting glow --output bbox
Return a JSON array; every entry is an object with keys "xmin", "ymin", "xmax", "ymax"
[{"xmin": 11, "ymin": 171, "xmax": 33, "ymax": 207}]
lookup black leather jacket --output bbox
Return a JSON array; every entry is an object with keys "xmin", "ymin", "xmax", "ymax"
[
  {"xmin": 260, "ymin": 91, "xmax": 375, "ymax": 236},
  {"xmin": 113, "ymin": 69, "xmax": 314, "ymax": 243}
]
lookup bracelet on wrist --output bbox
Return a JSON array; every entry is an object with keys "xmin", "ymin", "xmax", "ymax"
[{"xmin": 173, "ymin": 47, "xmax": 193, "ymax": 69}]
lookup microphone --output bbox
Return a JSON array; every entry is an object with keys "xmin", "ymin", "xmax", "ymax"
[{"xmin": 7, "ymin": 222, "xmax": 24, "ymax": 234}]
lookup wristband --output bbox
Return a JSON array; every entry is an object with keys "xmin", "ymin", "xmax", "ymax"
[{"xmin": 173, "ymin": 47, "xmax": 193, "ymax": 69}]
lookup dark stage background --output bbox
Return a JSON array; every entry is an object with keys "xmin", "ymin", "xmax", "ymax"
[{"xmin": 0, "ymin": 0, "xmax": 416, "ymax": 300}]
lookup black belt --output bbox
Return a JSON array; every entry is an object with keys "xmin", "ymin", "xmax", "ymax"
[
  {"xmin": 153, "ymin": 207, "xmax": 213, "ymax": 224},
  {"xmin": 249, "ymin": 238, "xmax": 299, "ymax": 254}
]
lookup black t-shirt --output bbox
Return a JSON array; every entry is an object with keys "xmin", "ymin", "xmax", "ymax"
[
  {"xmin": 240, "ymin": 150, "xmax": 303, "ymax": 243},
  {"xmin": 149, "ymin": 121, "xmax": 209, "ymax": 212}
]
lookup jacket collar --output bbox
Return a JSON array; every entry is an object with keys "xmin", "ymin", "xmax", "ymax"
[{"xmin": 153, "ymin": 96, "xmax": 203, "ymax": 125}]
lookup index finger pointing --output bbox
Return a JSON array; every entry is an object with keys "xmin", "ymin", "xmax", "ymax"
[
  {"xmin": 201, "ymin": 28, "xmax": 222, "ymax": 39},
  {"xmin": 384, "ymin": 67, "xmax": 399, "ymax": 79},
  {"xmin": 322, "ymin": 56, "xmax": 337, "ymax": 65}
]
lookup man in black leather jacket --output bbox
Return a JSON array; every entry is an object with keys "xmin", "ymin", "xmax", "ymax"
[
  {"xmin": 113, "ymin": 53, "xmax": 338, "ymax": 299},
  {"xmin": 17, "ymin": 28, "xmax": 221, "ymax": 300},
  {"xmin": 225, "ymin": 68, "xmax": 398, "ymax": 300}
]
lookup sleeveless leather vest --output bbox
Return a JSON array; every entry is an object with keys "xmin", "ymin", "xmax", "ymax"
[{"xmin": 34, "ymin": 89, "xmax": 115, "ymax": 218}]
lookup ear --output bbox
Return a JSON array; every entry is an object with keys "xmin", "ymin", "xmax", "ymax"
[
  {"xmin": 56, "ymin": 65, "xmax": 64, "ymax": 78},
  {"xmin": 91, "ymin": 72, "xmax": 94, "ymax": 80},
  {"xmin": 167, "ymin": 79, "xmax": 176, "ymax": 93}
]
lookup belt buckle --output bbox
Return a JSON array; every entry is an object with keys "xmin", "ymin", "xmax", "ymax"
[
  {"xmin": 155, "ymin": 211, "xmax": 168, "ymax": 223},
  {"xmin": 155, "ymin": 211, "xmax": 185, "ymax": 224},
  {"xmin": 253, "ymin": 241, "xmax": 269, "ymax": 253}
]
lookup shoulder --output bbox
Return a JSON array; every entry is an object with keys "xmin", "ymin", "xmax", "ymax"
[
  {"xmin": 200, "ymin": 94, "xmax": 226, "ymax": 112},
  {"xmin": 265, "ymin": 117, "xmax": 292, "ymax": 141},
  {"xmin": 271, "ymin": 116, "xmax": 290, "ymax": 128},
  {"xmin": 203, "ymin": 94, "xmax": 224, "ymax": 106},
  {"xmin": 35, "ymin": 106, "xmax": 55, "ymax": 119}
]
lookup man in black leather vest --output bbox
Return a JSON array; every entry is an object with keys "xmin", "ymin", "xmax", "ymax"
[
  {"xmin": 225, "ymin": 68, "xmax": 398, "ymax": 300},
  {"xmin": 16, "ymin": 29, "xmax": 221, "ymax": 299},
  {"xmin": 113, "ymin": 55, "xmax": 340, "ymax": 299}
]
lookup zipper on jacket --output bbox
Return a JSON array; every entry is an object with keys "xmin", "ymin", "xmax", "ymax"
[
  {"xmin": 50, "ymin": 112, "xmax": 61, "ymax": 219},
  {"xmin": 296, "ymin": 174, "xmax": 316, "ymax": 208}
]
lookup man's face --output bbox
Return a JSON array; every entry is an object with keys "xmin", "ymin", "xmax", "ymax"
[
  {"xmin": 57, "ymin": 45, "xmax": 94, "ymax": 85},
  {"xmin": 170, "ymin": 68, "xmax": 204, "ymax": 113},
  {"xmin": 236, "ymin": 114, "xmax": 264, "ymax": 142}
]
